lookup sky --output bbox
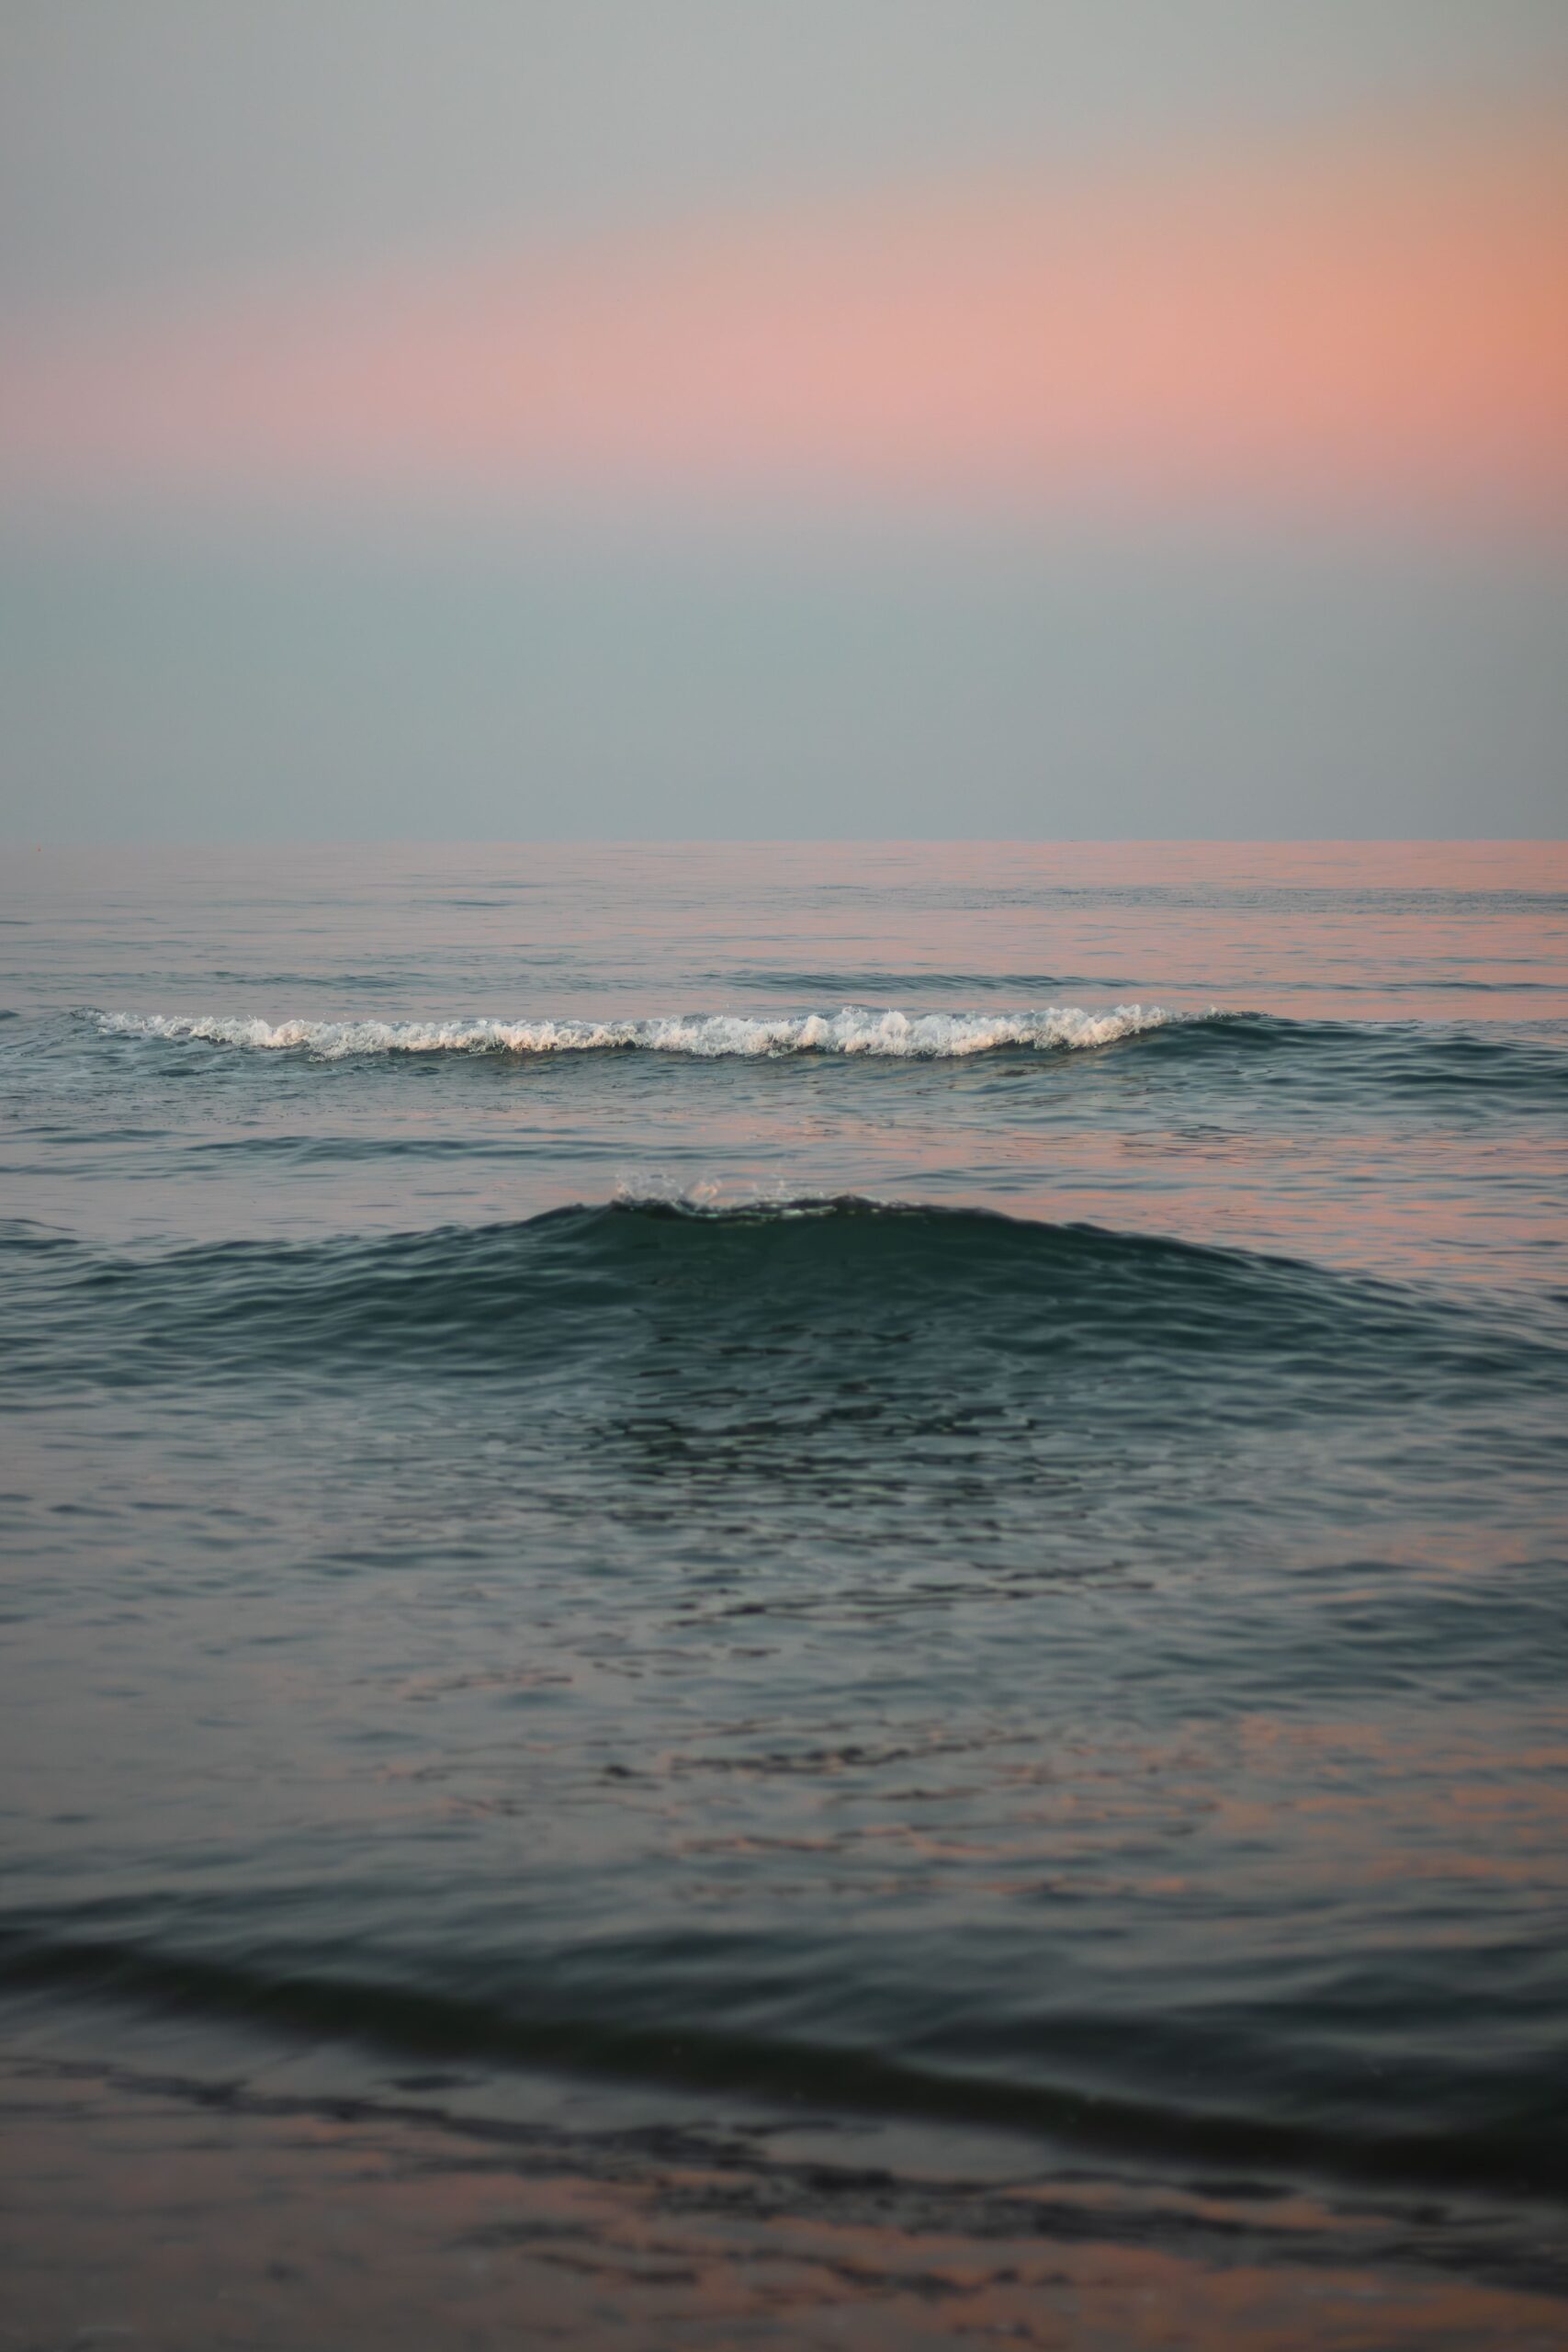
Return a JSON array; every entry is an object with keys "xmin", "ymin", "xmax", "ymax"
[{"xmin": 1, "ymin": 1, "xmax": 1564, "ymax": 840}]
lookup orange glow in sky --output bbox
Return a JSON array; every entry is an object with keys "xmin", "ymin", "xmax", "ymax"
[{"xmin": 2, "ymin": 103, "xmax": 1563, "ymax": 519}]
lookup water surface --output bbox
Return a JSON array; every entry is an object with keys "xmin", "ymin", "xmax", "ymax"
[{"xmin": 3, "ymin": 841, "xmax": 1565, "ymax": 2333}]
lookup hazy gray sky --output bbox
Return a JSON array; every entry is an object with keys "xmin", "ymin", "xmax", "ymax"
[
  {"xmin": 2, "ymin": 3, "xmax": 1563, "ymax": 840},
  {"xmin": 5, "ymin": 0, "xmax": 1564, "ymax": 311},
  {"xmin": 5, "ymin": 522, "xmax": 1561, "ymax": 841}
]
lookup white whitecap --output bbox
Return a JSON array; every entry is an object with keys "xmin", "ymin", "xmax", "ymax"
[{"xmin": 90, "ymin": 1004, "xmax": 1184, "ymax": 1059}]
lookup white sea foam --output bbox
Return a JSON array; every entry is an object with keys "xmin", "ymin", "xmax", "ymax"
[
  {"xmin": 91, "ymin": 1004, "xmax": 1181, "ymax": 1059},
  {"xmin": 612, "ymin": 1170, "xmax": 830, "ymax": 1214}
]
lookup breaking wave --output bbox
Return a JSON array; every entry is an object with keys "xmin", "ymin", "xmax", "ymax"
[{"xmin": 90, "ymin": 1003, "xmax": 1184, "ymax": 1058}]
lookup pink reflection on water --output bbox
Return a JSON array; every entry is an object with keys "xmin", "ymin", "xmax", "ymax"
[
  {"xmin": 15, "ymin": 837, "xmax": 1567, "ymax": 1023},
  {"xmin": 5, "ymin": 840, "xmax": 1563, "ymax": 1278},
  {"xmin": 6, "ymin": 2053, "xmax": 1568, "ymax": 2350}
]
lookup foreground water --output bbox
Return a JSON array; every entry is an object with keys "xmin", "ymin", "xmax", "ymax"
[{"xmin": 2, "ymin": 841, "xmax": 1565, "ymax": 2341}]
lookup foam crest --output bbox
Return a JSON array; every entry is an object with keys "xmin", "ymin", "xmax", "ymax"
[{"xmin": 91, "ymin": 1004, "xmax": 1179, "ymax": 1059}]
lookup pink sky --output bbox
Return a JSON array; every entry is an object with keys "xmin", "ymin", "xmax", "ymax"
[{"xmin": 3, "ymin": 102, "xmax": 1563, "ymax": 522}]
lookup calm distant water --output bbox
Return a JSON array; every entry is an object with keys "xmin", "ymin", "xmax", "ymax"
[{"xmin": 3, "ymin": 842, "xmax": 1566, "ymax": 2308}]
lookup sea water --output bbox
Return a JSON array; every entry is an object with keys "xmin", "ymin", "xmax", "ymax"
[{"xmin": 2, "ymin": 840, "xmax": 1565, "ymax": 2332}]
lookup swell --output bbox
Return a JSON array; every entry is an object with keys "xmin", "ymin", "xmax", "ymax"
[
  {"xmin": 1, "ymin": 1919, "xmax": 1561, "ymax": 2207},
  {"xmin": 3, "ymin": 1197, "xmax": 1560, "ymax": 1403}
]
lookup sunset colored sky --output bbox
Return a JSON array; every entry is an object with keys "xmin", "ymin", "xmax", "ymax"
[
  {"xmin": 2, "ymin": 3, "xmax": 1563, "ymax": 840},
  {"xmin": 3, "ymin": 101, "xmax": 1564, "ymax": 521}
]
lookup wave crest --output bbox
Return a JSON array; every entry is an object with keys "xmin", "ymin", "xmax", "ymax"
[
  {"xmin": 90, "ymin": 1004, "xmax": 1181, "ymax": 1059},
  {"xmin": 6, "ymin": 1196, "xmax": 1561, "ymax": 1407}
]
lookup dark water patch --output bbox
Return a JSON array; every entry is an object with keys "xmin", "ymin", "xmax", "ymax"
[
  {"xmin": 897, "ymin": 885, "xmax": 1568, "ymax": 915},
  {"xmin": 181, "ymin": 1133, "xmax": 586, "ymax": 1163},
  {"xmin": 2, "ymin": 1919, "xmax": 1562, "ymax": 2211},
  {"xmin": 206, "ymin": 969, "xmax": 443, "ymax": 989},
  {"xmin": 0, "ymin": 1216, "xmax": 79, "ymax": 1251},
  {"xmin": 1132, "ymin": 1012, "xmax": 1568, "ymax": 1108},
  {"xmin": 717, "ymin": 968, "xmax": 1085, "ymax": 996},
  {"xmin": 4, "ymin": 1197, "xmax": 1561, "ymax": 1405}
]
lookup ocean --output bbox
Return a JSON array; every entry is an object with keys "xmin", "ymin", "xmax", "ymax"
[{"xmin": 3, "ymin": 838, "xmax": 1565, "ymax": 2346}]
